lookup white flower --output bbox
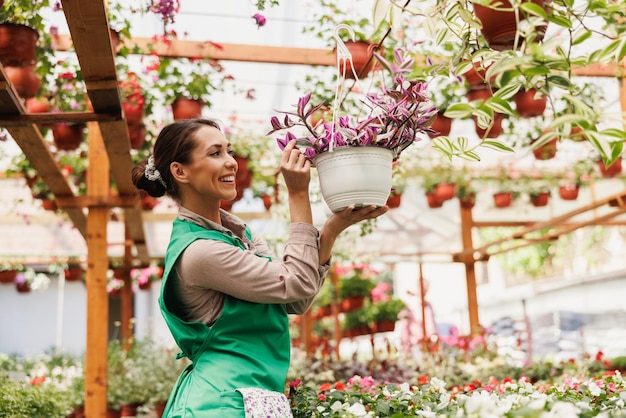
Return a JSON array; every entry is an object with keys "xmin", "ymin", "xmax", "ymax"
[
  {"xmin": 430, "ymin": 376, "xmax": 447, "ymax": 390},
  {"xmin": 541, "ymin": 401, "xmax": 581, "ymax": 417},
  {"xmin": 588, "ymin": 381, "xmax": 602, "ymax": 397},
  {"xmin": 437, "ymin": 392, "xmax": 451, "ymax": 409},
  {"xmin": 346, "ymin": 402, "xmax": 370, "ymax": 417}
]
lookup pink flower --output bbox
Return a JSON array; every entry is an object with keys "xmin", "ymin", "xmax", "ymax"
[{"xmin": 252, "ymin": 13, "xmax": 266, "ymax": 28}]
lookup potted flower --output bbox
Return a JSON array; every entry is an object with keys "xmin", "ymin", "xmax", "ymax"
[
  {"xmin": 369, "ymin": 297, "xmax": 406, "ymax": 333},
  {"xmin": 336, "ymin": 264, "xmax": 376, "ymax": 312},
  {"xmin": 268, "ymin": 48, "xmax": 438, "ymax": 212},
  {"xmin": 0, "ymin": 0, "xmax": 49, "ymax": 67},
  {"xmin": 0, "ymin": 262, "xmax": 24, "ymax": 284},
  {"xmin": 341, "ymin": 307, "xmax": 371, "ymax": 338}
]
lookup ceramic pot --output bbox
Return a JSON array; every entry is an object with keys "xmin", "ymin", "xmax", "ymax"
[
  {"xmin": 0, "ymin": 270, "xmax": 18, "ymax": 284},
  {"xmin": 427, "ymin": 112, "xmax": 453, "ymax": 138},
  {"xmin": 0, "ymin": 23, "xmax": 39, "ymax": 66},
  {"xmin": 598, "ymin": 157, "xmax": 622, "ymax": 178},
  {"xmin": 52, "ymin": 123, "xmax": 85, "ymax": 151},
  {"xmin": 4, "ymin": 65, "xmax": 41, "ymax": 98},
  {"xmin": 473, "ymin": 0, "xmax": 547, "ymax": 50},
  {"xmin": 386, "ymin": 192, "xmax": 402, "ymax": 208},
  {"xmin": 558, "ymin": 184, "xmax": 579, "ymax": 201},
  {"xmin": 514, "ymin": 89, "xmax": 547, "ymax": 117},
  {"xmin": 459, "ymin": 193, "xmax": 477, "ymax": 209},
  {"xmin": 493, "ymin": 191, "xmax": 513, "ymax": 208},
  {"xmin": 435, "ymin": 182, "xmax": 456, "ymax": 201},
  {"xmin": 530, "ymin": 192, "xmax": 550, "ymax": 207},
  {"xmin": 313, "ymin": 147, "xmax": 393, "ymax": 212},
  {"xmin": 531, "ymin": 136, "xmax": 558, "ymax": 160},
  {"xmin": 425, "ymin": 192, "xmax": 443, "ymax": 208},
  {"xmin": 171, "ymin": 97, "xmax": 204, "ymax": 120},
  {"xmin": 473, "ymin": 113, "xmax": 504, "ymax": 138}
]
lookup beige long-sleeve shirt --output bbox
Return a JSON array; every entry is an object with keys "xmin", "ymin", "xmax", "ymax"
[{"xmin": 168, "ymin": 207, "xmax": 330, "ymax": 325}]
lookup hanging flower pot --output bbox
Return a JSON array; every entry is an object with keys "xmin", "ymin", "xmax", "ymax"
[
  {"xmin": 530, "ymin": 191, "xmax": 550, "ymax": 207},
  {"xmin": 261, "ymin": 194, "xmax": 273, "ymax": 210},
  {"xmin": 473, "ymin": 113, "xmax": 504, "ymax": 138},
  {"xmin": 386, "ymin": 191, "xmax": 402, "ymax": 208},
  {"xmin": 41, "ymin": 198, "xmax": 59, "ymax": 211},
  {"xmin": 336, "ymin": 41, "xmax": 376, "ymax": 80},
  {"xmin": 314, "ymin": 147, "xmax": 393, "ymax": 213},
  {"xmin": 16, "ymin": 281, "xmax": 31, "ymax": 293},
  {"xmin": 373, "ymin": 320, "xmax": 396, "ymax": 333},
  {"xmin": 459, "ymin": 193, "xmax": 477, "ymax": 209},
  {"xmin": 466, "ymin": 88, "xmax": 492, "ymax": 103},
  {"xmin": 514, "ymin": 88, "xmax": 547, "ymax": 118},
  {"xmin": 425, "ymin": 192, "xmax": 443, "ymax": 208},
  {"xmin": 4, "ymin": 65, "xmax": 41, "ymax": 98},
  {"xmin": 435, "ymin": 182, "xmax": 456, "ymax": 201},
  {"xmin": 127, "ymin": 121, "xmax": 146, "ymax": 150},
  {"xmin": 0, "ymin": 269, "xmax": 18, "ymax": 284},
  {"xmin": 598, "ymin": 156, "xmax": 622, "ymax": 178},
  {"xmin": 52, "ymin": 123, "xmax": 85, "ymax": 151},
  {"xmin": 0, "ymin": 23, "xmax": 39, "ymax": 67},
  {"xmin": 558, "ymin": 184, "xmax": 579, "ymax": 201},
  {"xmin": 64, "ymin": 264, "xmax": 83, "ymax": 282},
  {"xmin": 341, "ymin": 295, "xmax": 366, "ymax": 312},
  {"xmin": 531, "ymin": 135, "xmax": 558, "ymax": 160},
  {"xmin": 493, "ymin": 191, "xmax": 513, "ymax": 208},
  {"xmin": 171, "ymin": 97, "xmax": 204, "ymax": 120},
  {"xmin": 427, "ymin": 112, "xmax": 453, "ymax": 138},
  {"xmin": 220, "ymin": 199, "xmax": 235, "ymax": 211},
  {"xmin": 473, "ymin": 0, "xmax": 548, "ymax": 51},
  {"xmin": 462, "ymin": 62, "xmax": 491, "ymax": 90},
  {"xmin": 26, "ymin": 97, "xmax": 52, "ymax": 114},
  {"xmin": 235, "ymin": 156, "xmax": 253, "ymax": 189}
]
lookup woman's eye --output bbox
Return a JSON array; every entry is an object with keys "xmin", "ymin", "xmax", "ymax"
[{"xmin": 227, "ymin": 150, "xmax": 235, "ymax": 156}]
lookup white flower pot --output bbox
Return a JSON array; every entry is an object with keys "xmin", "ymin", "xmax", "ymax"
[{"xmin": 314, "ymin": 147, "xmax": 393, "ymax": 212}]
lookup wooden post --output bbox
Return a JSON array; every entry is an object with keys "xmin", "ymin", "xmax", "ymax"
[
  {"xmin": 418, "ymin": 262, "xmax": 428, "ymax": 351},
  {"xmin": 459, "ymin": 203, "xmax": 481, "ymax": 336},
  {"xmin": 84, "ymin": 121, "xmax": 110, "ymax": 418},
  {"xmin": 120, "ymin": 226, "xmax": 134, "ymax": 345}
]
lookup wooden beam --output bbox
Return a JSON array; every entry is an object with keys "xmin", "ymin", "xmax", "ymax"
[
  {"xmin": 55, "ymin": 194, "xmax": 139, "ymax": 209},
  {"xmin": 459, "ymin": 202, "xmax": 481, "ymax": 337},
  {"xmin": 0, "ymin": 111, "xmax": 121, "ymax": 126},
  {"xmin": 0, "ymin": 65, "xmax": 88, "ymax": 238}
]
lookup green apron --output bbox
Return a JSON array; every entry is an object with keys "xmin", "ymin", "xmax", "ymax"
[{"xmin": 159, "ymin": 218, "xmax": 291, "ymax": 417}]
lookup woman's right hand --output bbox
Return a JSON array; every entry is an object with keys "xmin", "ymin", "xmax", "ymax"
[{"xmin": 280, "ymin": 140, "xmax": 311, "ymax": 194}]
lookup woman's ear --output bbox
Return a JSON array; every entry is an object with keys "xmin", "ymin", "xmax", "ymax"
[{"xmin": 170, "ymin": 162, "xmax": 188, "ymax": 184}]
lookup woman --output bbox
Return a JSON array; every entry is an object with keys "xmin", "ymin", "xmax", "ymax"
[{"xmin": 132, "ymin": 119, "xmax": 387, "ymax": 417}]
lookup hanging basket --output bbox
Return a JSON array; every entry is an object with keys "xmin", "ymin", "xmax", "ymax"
[
  {"xmin": 314, "ymin": 146, "xmax": 393, "ymax": 213},
  {"xmin": 0, "ymin": 23, "xmax": 39, "ymax": 67},
  {"xmin": 171, "ymin": 97, "xmax": 204, "ymax": 120},
  {"xmin": 427, "ymin": 112, "xmax": 453, "ymax": 138},
  {"xmin": 52, "ymin": 123, "xmax": 85, "ymax": 151},
  {"xmin": 514, "ymin": 89, "xmax": 547, "ymax": 118},
  {"xmin": 4, "ymin": 65, "xmax": 41, "ymax": 98},
  {"xmin": 335, "ymin": 41, "xmax": 376, "ymax": 80}
]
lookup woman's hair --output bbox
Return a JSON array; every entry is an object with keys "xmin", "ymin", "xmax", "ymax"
[{"xmin": 131, "ymin": 118, "xmax": 222, "ymax": 201}]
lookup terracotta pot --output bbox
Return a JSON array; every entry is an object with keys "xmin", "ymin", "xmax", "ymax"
[
  {"xmin": 473, "ymin": 0, "xmax": 547, "ymax": 50},
  {"xmin": 493, "ymin": 191, "xmax": 513, "ymax": 208},
  {"xmin": 26, "ymin": 97, "xmax": 52, "ymax": 114},
  {"xmin": 261, "ymin": 194, "xmax": 272, "ymax": 210},
  {"xmin": 530, "ymin": 192, "xmax": 550, "ymax": 207},
  {"xmin": 343, "ymin": 325, "xmax": 371, "ymax": 338},
  {"xmin": 64, "ymin": 265, "xmax": 83, "ymax": 282},
  {"xmin": 4, "ymin": 65, "xmax": 41, "ymax": 98},
  {"xmin": 52, "ymin": 123, "xmax": 85, "ymax": 151},
  {"xmin": 140, "ymin": 191, "xmax": 159, "ymax": 211},
  {"xmin": 235, "ymin": 156, "xmax": 252, "ymax": 189},
  {"xmin": 171, "ymin": 97, "xmax": 204, "ymax": 120},
  {"xmin": 127, "ymin": 121, "xmax": 146, "ymax": 150},
  {"xmin": 0, "ymin": 270, "xmax": 18, "ymax": 284},
  {"xmin": 386, "ymin": 192, "xmax": 402, "ymax": 208},
  {"xmin": 531, "ymin": 136, "xmax": 558, "ymax": 160},
  {"xmin": 597, "ymin": 157, "xmax": 622, "ymax": 178},
  {"xmin": 373, "ymin": 320, "xmax": 396, "ymax": 333},
  {"xmin": 336, "ymin": 41, "xmax": 376, "ymax": 80},
  {"xmin": 558, "ymin": 184, "xmax": 579, "ymax": 201},
  {"xmin": 462, "ymin": 63, "xmax": 491, "ymax": 90},
  {"xmin": 459, "ymin": 193, "xmax": 477, "ymax": 209},
  {"xmin": 435, "ymin": 182, "xmax": 456, "ymax": 201},
  {"xmin": 341, "ymin": 295, "xmax": 365, "ymax": 312},
  {"xmin": 514, "ymin": 89, "xmax": 547, "ymax": 117},
  {"xmin": 0, "ymin": 23, "xmax": 39, "ymax": 66},
  {"xmin": 426, "ymin": 192, "xmax": 443, "ymax": 208},
  {"xmin": 570, "ymin": 126, "xmax": 587, "ymax": 142},
  {"xmin": 473, "ymin": 113, "xmax": 504, "ymax": 138},
  {"xmin": 16, "ymin": 281, "xmax": 31, "ymax": 293},
  {"xmin": 41, "ymin": 199, "xmax": 59, "ymax": 211},
  {"xmin": 427, "ymin": 112, "xmax": 453, "ymax": 138},
  {"xmin": 107, "ymin": 408, "xmax": 121, "ymax": 418},
  {"xmin": 154, "ymin": 401, "xmax": 167, "ymax": 418},
  {"xmin": 220, "ymin": 199, "xmax": 235, "ymax": 211},
  {"xmin": 466, "ymin": 88, "xmax": 492, "ymax": 103}
]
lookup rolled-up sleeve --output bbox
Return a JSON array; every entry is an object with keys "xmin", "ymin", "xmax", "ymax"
[{"xmin": 178, "ymin": 222, "xmax": 329, "ymax": 311}]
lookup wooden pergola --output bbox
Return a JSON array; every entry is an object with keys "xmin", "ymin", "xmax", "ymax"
[{"xmin": 1, "ymin": 2, "xmax": 625, "ymax": 416}]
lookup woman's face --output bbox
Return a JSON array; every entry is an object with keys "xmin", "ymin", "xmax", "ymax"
[{"xmin": 179, "ymin": 125, "xmax": 238, "ymax": 202}]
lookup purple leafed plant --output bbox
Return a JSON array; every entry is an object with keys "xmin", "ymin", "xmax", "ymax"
[{"xmin": 267, "ymin": 49, "xmax": 439, "ymax": 161}]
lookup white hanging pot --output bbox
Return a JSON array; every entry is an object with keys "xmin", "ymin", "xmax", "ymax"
[{"xmin": 313, "ymin": 146, "xmax": 393, "ymax": 212}]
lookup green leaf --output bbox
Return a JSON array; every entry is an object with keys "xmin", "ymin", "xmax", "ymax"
[
  {"xmin": 571, "ymin": 29, "xmax": 592, "ymax": 46},
  {"xmin": 601, "ymin": 129, "xmax": 626, "ymax": 141},
  {"xmin": 481, "ymin": 140, "xmax": 514, "ymax": 152},
  {"xmin": 520, "ymin": 2, "xmax": 548, "ymax": 18},
  {"xmin": 546, "ymin": 14, "xmax": 573, "ymax": 29},
  {"xmin": 444, "ymin": 103, "xmax": 474, "ymax": 119},
  {"xmin": 493, "ymin": 83, "xmax": 521, "ymax": 101},
  {"xmin": 485, "ymin": 97, "xmax": 515, "ymax": 115},
  {"xmin": 545, "ymin": 74, "xmax": 572, "ymax": 89}
]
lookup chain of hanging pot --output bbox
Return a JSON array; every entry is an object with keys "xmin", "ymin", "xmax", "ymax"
[{"xmin": 330, "ymin": 0, "xmax": 413, "ymax": 152}]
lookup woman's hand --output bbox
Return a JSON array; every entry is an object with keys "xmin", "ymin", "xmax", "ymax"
[
  {"xmin": 325, "ymin": 205, "xmax": 389, "ymax": 237},
  {"xmin": 280, "ymin": 140, "xmax": 311, "ymax": 194}
]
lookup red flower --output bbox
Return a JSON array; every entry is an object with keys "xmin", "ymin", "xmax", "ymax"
[
  {"xmin": 30, "ymin": 376, "xmax": 46, "ymax": 386},
  {"xmin": 319, "ymin": 383, "xmax": 332, "ymax": 391},
  {"xmin": 418, "ymin": 374, "xmax": 429, "ymax": 385},
  {"xmin": 335, "ymin": 382, "xmax": 345, "ymax": 390}
]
